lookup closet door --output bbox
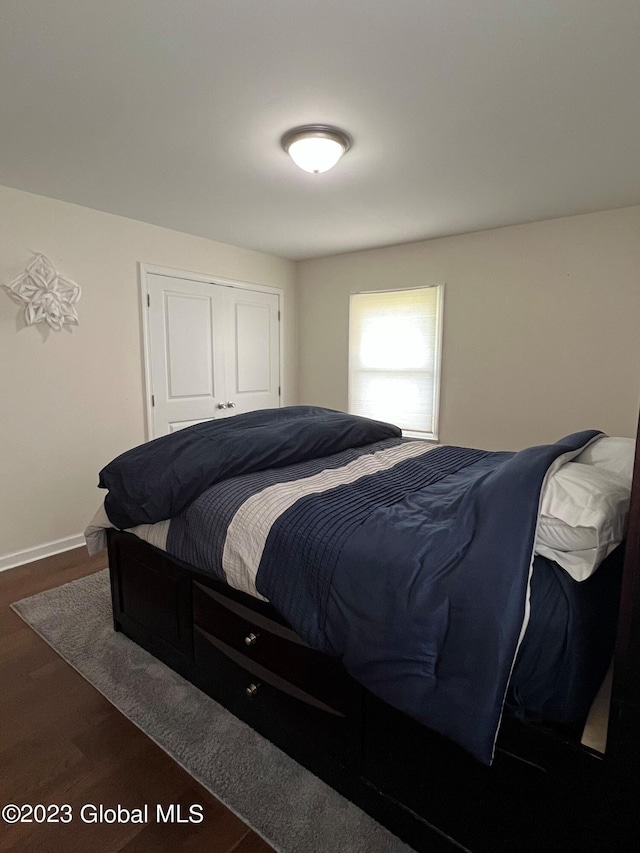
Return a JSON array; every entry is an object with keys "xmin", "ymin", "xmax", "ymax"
[
  {"xmin": 221, "ymin": 286, "xmax": 281, "ymax": 417},
  {"xmin": 147, "ymin": 273, "xmax": 227, "ymax": 436},
  {"xmin": 145, "ymin": 272, "xmax": 281, "ymax": 437}
]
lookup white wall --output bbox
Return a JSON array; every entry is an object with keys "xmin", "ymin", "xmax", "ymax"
[
  {"xmin": 3, "ymin": 191, "xmax": 639, "ymax": 567},
  {"xmin": 298, "ymin": 206, "xmax": 640, "ymax": 450},
  {"xmin": 0, "ymin": 185, "xmax": 297, "ymax": 565}
]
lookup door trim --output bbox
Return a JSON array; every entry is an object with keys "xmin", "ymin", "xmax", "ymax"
[{"xmin": 139, "ymin": 263, "xmax": 284, "ymax": 440}]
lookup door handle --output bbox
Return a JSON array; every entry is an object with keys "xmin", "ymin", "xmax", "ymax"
[
  {"xmin": 217, "ymin": 402, "xmax": 228, "ymax": 410},
  {"xmin": 226, "ymin": 402, "xmax": 237, "ymax": 408}
]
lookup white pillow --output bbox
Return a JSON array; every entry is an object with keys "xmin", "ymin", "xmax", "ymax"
[
  {"xmin": 536, "ymin": 518, "xmax": 598, "ymax": 554},
  {"xmin": 535, "ymin": 453, "xmax": 632, "ymax": 582},
  {"xmin": 574, "ymin": 436, "xmax": 635, "ymax": 483}
]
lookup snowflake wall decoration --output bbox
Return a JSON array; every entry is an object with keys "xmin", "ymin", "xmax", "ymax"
[{"xmin": 4, "ymin": 253, "xmax": 81, "ymax": 331}]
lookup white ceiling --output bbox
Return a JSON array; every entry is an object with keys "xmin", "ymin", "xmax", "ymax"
[{"xmin": 1, "ymin": 1, "xmax": 639, "ymax": 260}]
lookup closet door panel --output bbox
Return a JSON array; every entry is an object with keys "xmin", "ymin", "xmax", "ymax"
[
  {"xmin": 222, "ymin": 287, "xmax": 280, "ymax": 416},
  {"xmin": 147, "ymin": 274, "xmax": 227, "ymax": 437}
]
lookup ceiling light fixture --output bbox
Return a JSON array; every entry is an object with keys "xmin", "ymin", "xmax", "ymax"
[{"xmin": 281, "ymin": 125, "xmax": 352, "ymax": 174}]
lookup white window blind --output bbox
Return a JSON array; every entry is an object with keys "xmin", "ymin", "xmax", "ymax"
[{"xmin": 348, "ymin": 285, "xmax": 443, "ymax": 439}]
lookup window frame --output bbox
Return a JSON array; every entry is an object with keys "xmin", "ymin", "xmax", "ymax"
[{"xmin": 347, "ymin": 283, "xmax": 445, "ymax": 441}]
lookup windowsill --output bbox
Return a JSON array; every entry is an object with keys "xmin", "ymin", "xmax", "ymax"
[{"xmin": 402, "ymin": 430, "xmax": 439, "ymax": 443}]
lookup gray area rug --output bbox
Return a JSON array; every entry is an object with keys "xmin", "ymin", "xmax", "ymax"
[{"xmin": 12, "ymin": 570, "xmax": 415, "ymax": 853}]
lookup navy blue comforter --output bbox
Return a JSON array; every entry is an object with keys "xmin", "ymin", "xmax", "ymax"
[
  {"xmin": 99, "ymin": 407, "xmax": 602, "ymax": 763},
  {"xmin": 99, "ymin": 406, "xmax": 400, "ymax": 529}
]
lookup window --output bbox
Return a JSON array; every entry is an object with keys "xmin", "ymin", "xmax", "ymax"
[{"xmin": 348, "ymin": 285, "xmax": 444, "ymax": 440}]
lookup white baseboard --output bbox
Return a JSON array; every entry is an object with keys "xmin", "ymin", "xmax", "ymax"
[{"xmin": 0, "ymin": 534, "xmax": 86, "ymax": 573}]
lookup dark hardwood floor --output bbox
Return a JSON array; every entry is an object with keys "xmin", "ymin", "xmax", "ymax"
[{"xmin": 0, "ymin": 547, "xmax": 275, "ymax": 852}]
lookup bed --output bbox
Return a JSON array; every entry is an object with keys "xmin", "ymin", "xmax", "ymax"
[{"xmin": 87, "ymin": 406, "xmax": 640, "ymax": 852}]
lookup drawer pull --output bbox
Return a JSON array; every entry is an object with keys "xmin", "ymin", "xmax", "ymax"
[
  {"xmin": 244, "ymin": 632, "xmax": 259, "ymax": 646},
  {"xmin": 245, "ymin": 682, "xmax": 260, "ymax": 698}
]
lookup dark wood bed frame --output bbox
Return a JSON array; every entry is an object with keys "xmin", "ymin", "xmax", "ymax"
[{"xmin": 107, "ymin": 416, "xmax": 640, "ymax": 853}]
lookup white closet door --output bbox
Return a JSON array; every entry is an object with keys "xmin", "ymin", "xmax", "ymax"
[
  {"xmin": 147, "ymin": 274, "xmax": 227, "ymax": 436},
  {"xmin": 222, "ymin": 286, "xmax": 281, "ymax": 416},
  {"xmin": 145, "ymin": 272, "xmax": 281, "ymax": 437}
]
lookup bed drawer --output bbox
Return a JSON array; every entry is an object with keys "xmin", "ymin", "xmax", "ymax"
[
  {"xmin": 192, "ymin": 623, "xmax": 356, "ymax": 770},
  {"xmin": 192, "ymin": 581, "xmax": 353, "ymax": 715}
]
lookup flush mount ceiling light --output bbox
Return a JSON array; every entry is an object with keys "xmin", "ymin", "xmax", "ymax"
[{"xmin": 281, "ymin": 125, "xmax": 352, "ymax": 174}]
